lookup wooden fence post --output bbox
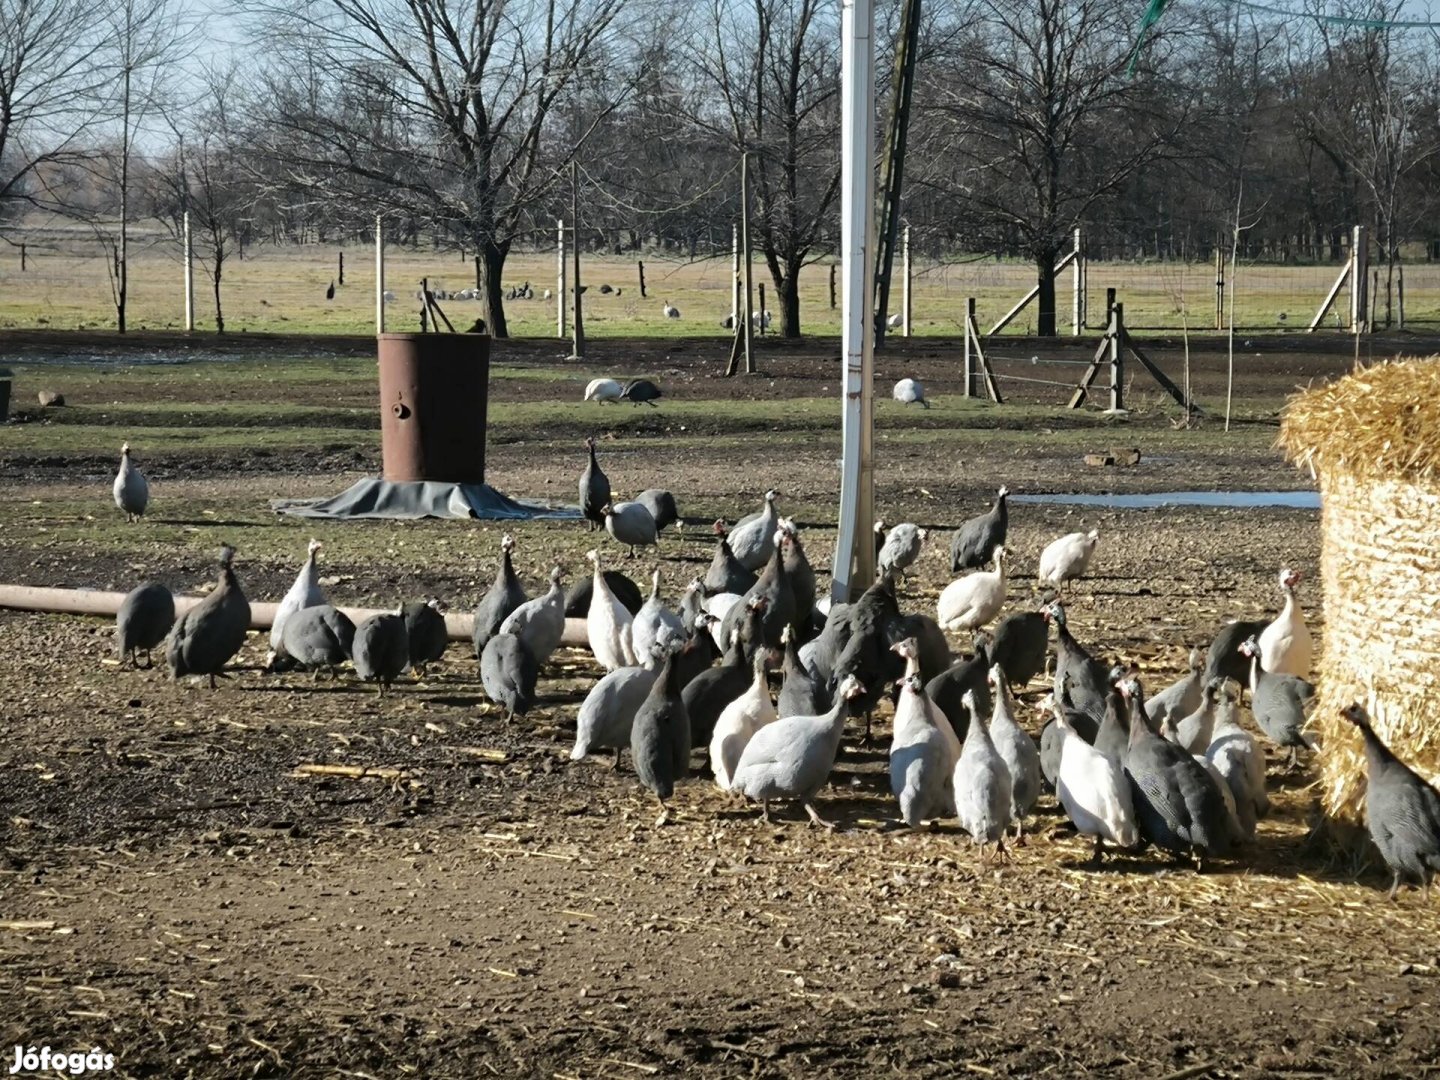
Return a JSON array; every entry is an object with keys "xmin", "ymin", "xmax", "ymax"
[
  {"xmin": 637, "ymin": 259, "xmax": 647, "ymax": 299},
  {"xmin": 758, "ymin": 283, "xmax": 767, "ymax": 335},
  {"xmin": 830, "ymin": 264, "xmax": 837, "ymax": 309},
  {"xmin": 964, "ymin": 298, "xmax": 977, "ymax": 398},
  {"xmin": 338, "ymin": 251, "xmax": 344, "ymax": 286},
  {"xmin": 1110, "ymin": 303, "xmax": 1125, "ymax": 413}
]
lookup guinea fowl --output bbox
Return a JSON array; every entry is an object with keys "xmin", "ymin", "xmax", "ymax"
[
  {"xmin": 833, "ymin": 576, "xmax": 906, "ymax": 740},
  {"xmin": 803, "ymin": 602, "xmax": 851, "ymax": 691},
  {"xmin": 586, "ymin": 549, "xmax": 636, "ymax": 671},
  {"xmin": 950, "ymin": 487, "xmax": 1007, "ymax": 572},
  {"xmin": 987, "ymin": 664, "xmax": 1042, "ymax": 836},
  {"xmin": 1122, "ymin": 677, "xmax": 1237, "ymax": 868},
  {"xmin": 579, "ymin": 437, "xmax": 611, "ymax": 531},
  {"xmin": 1164, "ymin": 677, "xmax": 1225, "ymax": 754},
  {"xmin": 1092, "ymin": 680, "xmax": 1132, "ymax": 761},
  {"xmin": 1240, "ymin": 636, "xmax": 1316, "ymax": 766},
  {"xmin": 710, "ymin": 649, "xmax": 778, "ymax": 790},
  {"xmin": 1051, "ymin": 686, "xmax": 1139, "ymax": 864},
  {"xmin": 630, "ymin": 569, "xmax": 686, "ymax": 664},
  {"xmin": 926, "ymin": 644, "xmax": 993, "ymax": 745},
  {"xmin": 1046, "ymin": 602, "xmax": 1112, "ymax": 723},
  {"xmin": 889, "ymin": 638, "xmax": 960, "ymax": 827},
  {"xmin": 166, "ymin": 544, "xmax": 250, "ymax": 689},
  {"xmin": 480, "ymin": 632, "xmax": 539, "ymax": 721},
  {"xmin": 630, "ymin": 648, "xmax": 691, "ymax": 824},
  {"xmin": 892, "ymin": 377, "xmax": 930, "ymax": 408},
  {"xmin": 728, "ymin": 490, "xmax": 781, "ymax": 573},
  {"xmin": 564, "ymin": 568, "xmax": 644, "ymax": 618},
  {"xmin": 636, "ymin": 489, "xmax": 680, "ymax": 534},
  {"xmin": 1146, "ymin": 647, "xmax": 1205, "ymax": 730},
  {"xmin": 679, "ymin": 578, "xmax": 705, "ymax": 634},
  {"xmin": 778, "ymin": 624, "xmax": 825, "ymax": 718},
  {"xmin": 267, "ymin": 538, "xmax": 325, "ymax": 668},
  {"xmin": 1039, "ymin": 529, "xmax": 1100, "ymax": 594},
  {"xmin": 671, "ymin": 612, "xmax": 719, "ymax": 690},
  {"xmin": 402, "ymin": 599, "xmax": 448, "ymax": 676},
  {"xmin": 779, "ymin": 519, "xmax": 817, "ymax": 641},
  {"xmin": 584, "ymin": 378, "xmax": 624, "ymax": 403},
  {"xmin": 353, "ymin": 610, "xmax": 410, "ymax": 695},
  {"xmin": 987, "ymin": 609, "xmax": 1049, "ymax": 689},
  {"xmin": 603, "ymin": 501, "xmax": 659, "ymax": 556},
  {"xmin": 620, "ymin": 378, "xmax": 663, "ymax": 406},
  {"xmin": 1339, "ymin": 703, "xmax": 1440, "ymax": 900},
  {"xmin": 876, "ymin": 522, "xmax": 928, "ymax": 582},
  {"xmin": 953, "ymin": 690, "xmax": 1014, "ymax": 858},
  {"xmin": 937, "ymin": 548, "xmax": 1007, "ymax": 633},
  {"xmin": 280, "ymin": 604, "xmax": 355, "ymax": 677},
  {"xmin": 1257, "ymin": 568, "xmax": 1313, "ymax": 678},
  {"xmin": 1204, "ymin": 617, "xmax": 1269, "ymax": 688},
  {"xmin": 116, "ymin": 581, "xmax": 175, "ymax": 668},
  {"xmin": 1039, "ymin": 673, "xmax": 1104, "ymax": 787},
  {"xmin": 473, "ymin": 534, "xmax": 526, "ymax": 659},
  {"xmin": 113, "ymin": 442, "xmax": 150, "ymax": 522},
  {"xmin": 500, "ymin": 567, "xmax": 567, "ymax": 667},
  {"xmin": 704, "ymin": 521, "xmax": 758, "ymax": 597},
  {"xmin": 571, "ymin": 646, "xmax": 666, "ymax": 767},
  {"xmin": 683, "ymin": 603, "xmax": 765, "ymax": 749},
  {"xmin": 1205, "ymin": 679, "xmax": 1268, "ymax": 839},
  {"xmin": 731, "ymin": 675, "xmax": 866, "ymax": 827},
  {"xmin": 724, "ymin": 530, "xmax": 794, "ymax": 656}
]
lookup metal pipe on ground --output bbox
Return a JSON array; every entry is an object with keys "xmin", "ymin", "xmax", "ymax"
[{"xmin": 0, "ymin": 585, "xmax": 591, "ymax": 649}]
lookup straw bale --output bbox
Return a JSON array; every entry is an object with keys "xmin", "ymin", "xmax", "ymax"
[{"xmin": 1279, "ymin": 358, "xmax": 1440, "ymax": 827}]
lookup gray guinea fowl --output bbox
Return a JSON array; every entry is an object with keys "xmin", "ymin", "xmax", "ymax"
[
  {"xmin": 113, "ymin": 442, "xmax": 150, "ymax": 522},
  {"xmin": 727, "ymin": 490, "xmax": 781, "ymax": 573},
  {"xmin": 473, "ymin": 534, "xmax": 526, "ymax": 658},
  {"xmin": 603, "ymin": 501, "xmax": 659, "ymax": 556},
  {"xmin": 117, "ymin": 581, "xmax": 175, "ymax": 668},
  {"xmin": 166, "ymin": 545, "xmax": 250, "ymax": 688},
  {"xmin": 953, "ymin": 690, "xmax": 1014, "ymax": 857},
  {"xmin": 353, "ymin": 611, "xmax": 410, "ymax": 695},
  {"xmin": 1240, "ymin": 636, "xmax": 1316, "ymax": 766},
  {"xmin": 571, "ymin": 653, "xmax": 665, "ymax": 767},
  {"xmin": 1340, "ymin": 703, "xmax": 1440, "ymax": 901},
  {"xmin": 704, "ymin": 521, "xmax": 758, "ymax": 597},
  {"xmin": 950, "ymin": 486, "xmax": 1007, "ymax": 572},
  {"xmin": 281, "ymin": 604, "xmax": 355, "ymax": 676},
  {"xmin": 579, "ymin": 437, "xmax": 611, "ymax": 531},
  {"xmin": 500, "ymin": 567, "xmax": 567, "ymax": 666},
  {"xmin": 636, "ymin": 489, "xmax": 679, "ymax": 533},
  {"xmin": 630, "ymin": 649, "xmax": 691, "ymax": 823},
  {"xmin": 480, "ymin": 631, "xmax": 538, "ymax": 721},
  {"xmin": 402, "ymin": 599, "xmax": 449, "ymax": 675}
]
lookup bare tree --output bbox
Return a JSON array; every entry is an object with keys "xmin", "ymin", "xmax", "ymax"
[
  {"xmin": 0, "ymin": 0, "xmax": 112, "ymax": 220},
  {"xmin": 245, "ymin": 0, "xmax": 637, "ymax": 337},
  {"xmin": 691, "ymin": 0, "xmax": 841, "ymax": 337}
]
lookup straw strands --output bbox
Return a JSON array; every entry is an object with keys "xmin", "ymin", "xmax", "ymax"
[{"xmin": 1279, "ymin": 357, "xmax": 1440, "ymax": 827}]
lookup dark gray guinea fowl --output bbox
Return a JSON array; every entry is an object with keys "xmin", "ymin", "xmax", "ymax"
[
  {"xmin": 636, "ymin": 489, "xmax": 679, "ymax": 533},
  {"xmin": 1204, "ymin": 618, "xmax": 1268, "ymax": 686},
  {"xmin": 473, "ymin": 535, "xmax": 526, "ymax": 658},
  {"xmin": 950, "ymin": 486, "xmax": 1008, "ymax": 572},
  {"xmin": 281, "ymin": 604, "xmax": 355, "ymax": 674},
  {"xmin": 704, "ymin": 521, "xmax": 758, "ymax": 597},
  {"xmin": 1122, "ymin": 679, "xmax": 1236, "ymax": 867},
  {"xmin": 1092, "ymin": 685, "xmax": 1131, "ymax": 761},
  {"xmin": 579, "ymin": 437, "xmax": 611, "ymax": 531},
  {"xmin": 682, "ymin": 607, "xmax": 761, "ymax": 749},
  {"xmin": 833, "ymin": 575, "xmax": 906, "ymax": 738},
  {"xmin": 672, "ymin": 613, "xmax": 719, "ymax": 690},
  {"xmin": 117, "ymin": 581, "xmax": 175, "ymax": 668},
  {"xmin": 565, "ymin": 569, "xmax": 644, "ymax": 618},
  {"xmin": 1046, "ymin": 602, "xmax": 1111, "ymax": 723},
  {"xmin": 778, "ymin": 625, "xmax": 824, "ymax": 719},
  {"xmin": 989, "ymin": 609, "xmax": 1049, "ymax": 688},
  {"xmin": 166, "ymin": 545, "xmax": 250, "ymax": 688},
  {"xmin": 780, "ymin": 522, "xmax": 817, "ymax": 642},
  {"xmin": 403, "ymin": 599, "xmax": 449, "ymax": 674},
  {"xmin": 1241, "ymin": 636, "xmax": 1316, "ymax": 765},
  {"xmin": 621, "ymin": 379, "xmax": 662, "ymax": 407},
  {"xmin": 926, "ymin": 645, "xmax": 993, "ymax": 746},
  {"xmin": 1341, "ymin": 703, "xmax": 1440, "ymax": 900},
  {"xmin": 630, "ymin": 651, "xmax": 691, "ymax": 822},
  {"xmin": 480, "ymin": 631, "xmax": 539, "ymax": 721},
  {"xmin": 353, "ymin": 612, "xmax": 410, "ymax": 695}
]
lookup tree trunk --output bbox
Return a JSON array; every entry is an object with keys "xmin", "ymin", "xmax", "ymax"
[
  {"xmin": 212, "ymin": 261, "xmax": 224, "ymax": 334},
  {"xmin": 778, "ymin": 272, "xmax": 801, "ymax": 338},
  {"xmin": 1035, "ymin": 250, "xmax": 1058, "ymax": 337},
  {"xmin": 478, "ymin": 240, "xmax": 508, "ymax": 338}
]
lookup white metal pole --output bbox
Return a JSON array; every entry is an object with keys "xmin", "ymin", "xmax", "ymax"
[
  {"xmin": 557, "ymin": 217, "xmax": 567, "ymax": 338},
  {"xmin": 1072, "ymin": 227, "xmax": 1082, "ymax": 336},
  {"xmin": 374, "ymin": 215, "xmax": 385, "ymax": 334},
  {"xmin": 182, "ymin": 210, "xmax": 194, "ymax": 332},
  {"xmin": 901, "ymin": 223, "xmax": 911, "ymax": 337},
  {"xmin": 732, "ymin": 221, "xmax": 740, "ymax": 327},
  {"xmin": 831, "ymin": 0, "xmax": 877, "ymax": 605}
]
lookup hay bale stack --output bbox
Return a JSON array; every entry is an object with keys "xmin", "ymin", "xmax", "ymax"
[{"xmin": 1279, "ymin": 358, "xmax": 1440, "ymax": 828}]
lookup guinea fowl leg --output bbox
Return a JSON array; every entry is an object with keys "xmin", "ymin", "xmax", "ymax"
[
  {"xmin": 1389, "ymin": 871, "xmax": 1402, "ymax": 902},
  {"xmin": 1089, "ymin": 836, "xmax": 1106, "ymax": 868},
  {"xmin": 208, "ymin": 673, "xmax": 218, "ymax": 690},
  {"xmin": 613, "ymin": 748, "xmax": 623, "ymax": 771},
  {"xmin": 759, "ymin": 800, "xmax": 772, "ymax": 823},
  {"xmin": 803, "ymin": 801, "xmax": 836, "ymax": 831},
  {"xmin": 654, "ymin": 797, "xmax": 670, "ymax": 828}
]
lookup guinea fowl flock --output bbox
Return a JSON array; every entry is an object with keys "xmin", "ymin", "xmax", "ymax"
[{"xmin": 102, "ymin": 436, "xmax": 1440, "ymax": 900}]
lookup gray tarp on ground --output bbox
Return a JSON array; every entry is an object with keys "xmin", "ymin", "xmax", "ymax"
[{"xmin": 272, "ymin": 478, "xmax": 581, "ymax": 521}]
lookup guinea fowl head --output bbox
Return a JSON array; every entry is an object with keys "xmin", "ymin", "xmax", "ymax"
[
  {"xmin": 874, "ymin": 520, "xmax": 886, "ymax": 535},
  {"xmin": 1107, "ymin": 664, "xmax": 1127, "ymax": 687},
  {"xmin": 987, "ymin": 663, "xmax": 1005, "ymax": 692},
  {"xmin": 549, "ymin": 566, "xmax": 563, "ymax": 588},
  {"xmin": 501, "ymin": 534, "xmax": 515, "ymax": 553},
  {"xmin": 1188, "ymin": 646, "xmax": 1204, "ymax": 673},
  {"xmin": 992, "ymin": 546, "xmax": 1006, "ymax": 570},
  {"xmin": 1280, "ymin": 567, "xmax": 1303, "ymax": 591},
  {"xmin": 218, "ymin": 543, "xmax": 236, "ymax": 569},
  {"xmin": 712, "ymin": 519, "xmax": 728, "ymax": 537},
  {"xmin": 764, "ymin": 489, "xmax": 779, "ymax": 505},
  {"xmin": 584, "ymin": 435, "xmax": 596, "ymax": 451},
  {"xmin": 838, "ymin": 674, "xmax": 866, "ymax": 701},
  {"xmin": 996, "ymin": 485, "xmax": 1009, "ymax": 500},
  {"xmin": 1339, "ymin": 703, "xmax": 1372, "ymax": 729},
  {"xmin": 426, "ymin": 597, "xmax": 448, "ymax": 613},
  {"xmin": 307, "ymin": 538, "xmax": 323, "ymax": 557},
  {"xmin": 1086, "ymin": 529, "xmax": 1100, "ymax": 543},
  {"xmin": 890, "ymin": 636, "xmax": 918, "ymax": 660},
  {"xmin": 120, "ymin": 442, "xmax": 131, "ymax": 457},
  {"xmin": 1237, "ymin": 635, "xmax": 1260, "ymax": 658},
  {"xmin": 585, "ymin": 548, "xmax": 600, "ymax": 567},
  {"xmin": 1042, "ymin": 600, "xmax": 1066, "ymax": 625}
]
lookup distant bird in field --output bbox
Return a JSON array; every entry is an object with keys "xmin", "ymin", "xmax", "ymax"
[
  {"xmin": 466, "ymin": 318, "xmax": 487, "ymax": 334},
  {"xmin": 116, "ymin": 582, "xmax": 175, "ymax": 668},
  {"xmin": 113, "ymin": 442, "xmax": 149, "ymax": 522},
  {"xmin": 325, "ymin": 280, "xmax": 335, "ymax": 300},
  {"xmin": 887, "ymin": 313, "xmax": 902, "ymax": 329},
  {"xmin": 1340, "ymin": 702, "xmax": 1440, "ymax": 901},
  {"xmin": 892, "ymin": 378, "xmax": 929, "ymax": 408},
  {"xmin": 621, "ymin": 379, "xmax": 663, "ymax": 407},
  {"xmin": 166, "ymin": 544, "xmax": 250, "ymax": 689},
  {"xmin": 1038, "ymin": 529, "xmax": 1100, "ymax": 594},
  {"xmin": 662, "ymin": 302, "xmax": 680, "ymax": 319},
  {"xmin": 584, "ymin": 378, "xmax": 624, "ymax": 404}
]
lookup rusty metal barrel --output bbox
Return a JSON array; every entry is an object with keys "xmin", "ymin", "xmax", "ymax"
[{"xmin": 376, "ymin": 333, "xmax": 490, "ymax": 483}]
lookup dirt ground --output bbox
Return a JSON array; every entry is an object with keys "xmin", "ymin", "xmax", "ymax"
[{"xmin": 2, "ymin": 334, "xmax": 1438, "ymax": 1079}]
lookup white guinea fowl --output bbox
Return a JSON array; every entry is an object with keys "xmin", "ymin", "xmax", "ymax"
[
  {"xmin": 709, "ymin": 650, "xmax": 777, "ymax": 791},
  {"xmin": 499, "ymin": 566, "xmax": 566, "ymax": 666},
  {"xmin": 987, "ymin": 664, "xmax": 1042, "ymax": 835},
  {"xmin": 584, "ymin": 378, "xmax": 624, "ymax": 403},
  {"xmin": 113, "ymin": 442, "xmax": 149, "ymax": 522},
  {"xmin": 888, "ymin": 638, "xmax": 959, "ymax": 827},
  {"xmin": 1204, "ymin": 679, "xmax": 1269, "ymax": 838},
  {"xmin": 1038, "ymin": 529, "xmax": 1100, "ymax": 592},
  {"xmin": 1257, "ymin": 568, "xmax": 1312, "ymax": 678},
  {"xmin": 1051, "ymin": 690, "xmax": 1140, "ymax": 863},
  {"xmin": 630, "ymin": 568, "xmax": 685, "ymax": 669},
  {"xmin": 953, "ymin": 689, "xmax": 1014, "ymax": 856},
  {"xmin": 936, "ymin": 548, "xmax": 1008, "ymax": 633},
  {"xmin": 585, "ymin": 549, "xmax": 636, "ymax": 671},
  {"xmin": 892, "ymin": 378, "xmax": 929, "ymax": 408},
  {"xmin": 267, "ymin": 538, "xmax": 325, "ymax": 668}
]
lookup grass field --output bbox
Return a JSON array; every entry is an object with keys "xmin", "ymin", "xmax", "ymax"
[{"xmin": 4, "ymin": 227, "xmax": 1439, "ymax": 337}]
